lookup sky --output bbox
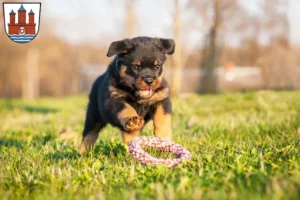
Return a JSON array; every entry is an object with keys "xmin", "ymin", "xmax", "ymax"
[{"xmin": 3, "ymin": 0, "xmax": 299, "ymax": 48}]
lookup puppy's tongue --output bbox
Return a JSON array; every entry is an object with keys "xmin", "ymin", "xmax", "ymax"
[{"xmin": 138, "ymin": 89, "xmax": 153, "ymax": 98}]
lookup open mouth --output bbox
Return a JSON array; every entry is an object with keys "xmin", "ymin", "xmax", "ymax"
[{"xmin": 137, "ymin": 89, "xmax": 154, "ymax": 99}]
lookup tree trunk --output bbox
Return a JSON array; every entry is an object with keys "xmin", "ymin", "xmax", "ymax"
[
  {"xmin": 171, "ymin": 0, "xmax": 183, "ymax": 97},
  {"xmin": 22, "ymin": 48, "xmax": 39, "ymax": 99},
  {"xmin": 200, "ymin": 0, "xmax": 220, "ymax": 94},
  {"xmin": 126, "ymin": 0, "xmax": 136, "ymax": 38}
]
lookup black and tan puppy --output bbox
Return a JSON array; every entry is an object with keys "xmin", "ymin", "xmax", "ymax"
[{"xmin": 79, "ymin": 37, "xmax": 175, "ymax": 154}]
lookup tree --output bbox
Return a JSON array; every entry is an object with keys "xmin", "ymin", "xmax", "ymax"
[
  {"xmin": 191, "ymin": 0, "xmax": 246, "ymax": 93},
  {"xmin": 199, "ymin": 0, "xmax": 221, "ymax": 93},
  {"xmin": 257, "ymin": 0, "xmax": 292, "ymax": 89},
  {"xmin": 171, "ymin": 0, "xmax": 183, "ymax": 96},
  {"xmin": 126, "ymin": 0, "xmax": 136, "ymax": 38},
  {"xmin": 22, "ymin": 48, "xmax": 40, "ymax": 99}
]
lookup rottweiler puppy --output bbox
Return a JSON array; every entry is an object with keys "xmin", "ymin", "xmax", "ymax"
[{"xmin": 79, "ymin": 37, "xmax": 175, "ymax": 154}]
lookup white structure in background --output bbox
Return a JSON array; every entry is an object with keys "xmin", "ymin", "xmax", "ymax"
[
  {"xmin": 80, "ymin": 63, "xmax": 264, "ymax": 93},
  {"xmin": 217, "ymin": 66, "xmax": 263, "ymax": 92}
]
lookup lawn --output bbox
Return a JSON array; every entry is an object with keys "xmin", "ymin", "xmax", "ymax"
[{"xmin": 0, "ymin": 91, "xmax": 300, "ymax": 200}]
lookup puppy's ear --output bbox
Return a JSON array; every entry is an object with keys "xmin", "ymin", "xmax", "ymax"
[
  {"xmin": 107, "ymin": 39, "xmax": 133, "ymax": 57},
  {"xmin": 155, "ymin": 38, "xmax": 176, "ymax": 55}
]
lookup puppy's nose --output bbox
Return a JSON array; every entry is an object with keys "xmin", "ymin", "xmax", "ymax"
[{"xmin": 143, "ymin": 76, "xmax": 154, "ymax": 85}]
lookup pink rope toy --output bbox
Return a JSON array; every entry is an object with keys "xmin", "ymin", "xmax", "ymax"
[{"xmin": 129, "ymin": 136, "xmax": 192, "ymax": 168}]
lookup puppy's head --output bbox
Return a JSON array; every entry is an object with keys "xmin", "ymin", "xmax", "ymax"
[{"xmin": 107, "ymin": 37, "xmax": 175, "ymax": 99}]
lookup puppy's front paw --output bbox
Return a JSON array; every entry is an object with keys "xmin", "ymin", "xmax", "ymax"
[{"xmin": 124, "ymin": 116, "xmax": 144, "ymax": 131}]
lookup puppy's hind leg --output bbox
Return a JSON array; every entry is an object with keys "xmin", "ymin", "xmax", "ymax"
[{"xmin": 79, "ymin": 102, "xmax": 106, "ymax": 154}]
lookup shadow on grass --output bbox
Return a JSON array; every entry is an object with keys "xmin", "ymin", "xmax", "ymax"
[
  {"xmin": 0, "ymin": 138, "xmax": 26, "ymax": 148},
  {"xmin": 47, "ymin": 150, "xmax": 80, "ymax": 161},
  {"xmin": 0, "ymin": 134, "xmax": 58, "ymax": 150},
  {"xmin": 0, "ymin": 100, "xmax": 60, "ymax": 114},
  {"xmin": 21, "ymin": 105, "xmax": 59, "ymax": 114},
  {"xmin": 32, "ymin": 135, "xmax": 57, "ymax": 145},
  {"xmin": 93, "ymin": 140, "xmax": 128, "ymax": 157}
]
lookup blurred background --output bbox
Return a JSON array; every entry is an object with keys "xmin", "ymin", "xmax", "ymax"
[{"xmin": 0, "ymin": 0, "xmax": 299, "ymax": 99}]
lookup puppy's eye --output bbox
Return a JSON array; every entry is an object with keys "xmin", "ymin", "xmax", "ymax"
[
  {"xmin": 131, "ymin": 65, "xmax": 141, "ymax": 70},
  {"xmin": 154, "ymin": 65, "xmax": 161, "ymax": 71}
]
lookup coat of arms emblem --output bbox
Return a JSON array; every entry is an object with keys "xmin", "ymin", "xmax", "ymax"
[{"xmin": 3, "ymin": 2, "xmax": 41, "ymax": 44}]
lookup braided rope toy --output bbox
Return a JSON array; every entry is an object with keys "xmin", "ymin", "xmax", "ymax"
[{"xmin": 129, "ymin": 136, "xmax": 192, "ymax": 168}]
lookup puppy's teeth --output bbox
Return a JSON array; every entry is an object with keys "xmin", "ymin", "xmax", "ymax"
[{"xmin": 138, "ymin": 89, "xmax": 152, "ymax": 98}]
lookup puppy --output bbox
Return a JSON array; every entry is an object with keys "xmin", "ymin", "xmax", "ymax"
[{"xmin": 79, "ymin": 37, "xmax": 175, "ymax": 154}]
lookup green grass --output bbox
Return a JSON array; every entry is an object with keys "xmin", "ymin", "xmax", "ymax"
[{"xmin": 0, "ymin": 91, "xmax": 300, "ymax": 200}]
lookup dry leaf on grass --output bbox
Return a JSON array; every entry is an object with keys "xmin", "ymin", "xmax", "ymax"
[{"xmin": 58, "ymin": 128, "xmax": 74, "ymax": 139}]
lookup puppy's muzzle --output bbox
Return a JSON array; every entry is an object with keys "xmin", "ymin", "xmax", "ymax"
[{"xmin": 142, "ymin": 75, "xmax": 154, "ymax": 86}]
